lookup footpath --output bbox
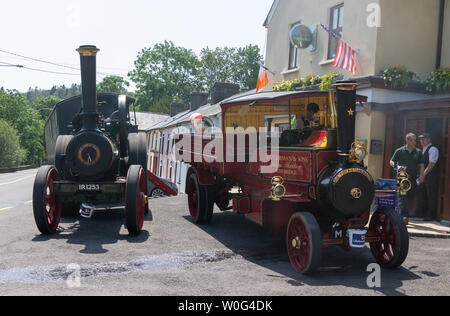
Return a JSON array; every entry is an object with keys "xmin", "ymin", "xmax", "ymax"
[{"xmin": 407, "ymin": 218, "xmax": 450, "ymax": 239}]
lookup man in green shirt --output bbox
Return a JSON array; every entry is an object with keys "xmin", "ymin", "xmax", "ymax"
[{"xmin": 390, "ymin": 133, "xmax": 425, "ymax": 224}]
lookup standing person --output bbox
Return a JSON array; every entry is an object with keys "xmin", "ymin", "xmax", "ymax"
[
  {"xmin": 416, "ymin": 133, "xmax": 440, "ymax": 221},
  {"xmin": 390, "ymin": 133, "xmax": 425, "ymax": 225}
]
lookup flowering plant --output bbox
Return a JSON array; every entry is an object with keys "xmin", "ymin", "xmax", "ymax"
[
  {"xmin": 319, "ymin": 72, "xmax": 343, "ymax": 91},
  {"xmin": 273, "ymin": 73, "xmax": 342, "ymax": 92},
  {"xmin": 382, "ymin": 66, "xmax": 418, "ymax": 89},
  {"xmin": 424, "ymin": 67, "xmax": 450, "ymax": 93}
]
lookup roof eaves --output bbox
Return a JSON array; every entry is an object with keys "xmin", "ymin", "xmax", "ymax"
[{"xmin": 263, "ymin": 0, "xmax": 279, "ymax": 28}]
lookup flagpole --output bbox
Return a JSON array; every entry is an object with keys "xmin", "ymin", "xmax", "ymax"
[
  {"xmin": 320, "ymin": 23, "xmax": 358, "ymax": 75},
  {"xmin": 257, "ymin": 61, "xmax": 276, "ymax": 76}
]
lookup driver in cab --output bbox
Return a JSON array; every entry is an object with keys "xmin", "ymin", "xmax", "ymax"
[
  {"xmin": 298, "ymin": 103, "xmax": 320, "ymax": 130},
  {"xmin": 281, "ymin": 103, "xmax": 320, "ymax": 146}
]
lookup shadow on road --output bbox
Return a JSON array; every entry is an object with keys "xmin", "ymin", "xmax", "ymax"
[
  {"xmin": 185, "ymin": 210, "xmax": 429, "ymax": 296},
  {"xmin": 32, "ymin": 208, "xmax": 152, "ymax": 254}
]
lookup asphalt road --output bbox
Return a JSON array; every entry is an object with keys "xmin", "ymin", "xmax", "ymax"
[{"xmin": 0, "ymin": 168, "xmax": 449, "ymax": 296}]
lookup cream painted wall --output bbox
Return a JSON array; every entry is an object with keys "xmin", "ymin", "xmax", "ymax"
[
  {"xmin": 264, "ymin": 0, "xmax": 379, "ymax": 89},
  {"xmin": 265, "ymin": 0, "xmax": 446, "ymax": 86},
  {"xmin": 375, "ymin": 0, "xmax": 440, "ymax": 78},
  {"xmin": 355, "ymin": 110, "xmax": 386, "ymax": 180},
  {"xmin": 441, "ymin": 0, "xmax": 450, "ymax": 67}
]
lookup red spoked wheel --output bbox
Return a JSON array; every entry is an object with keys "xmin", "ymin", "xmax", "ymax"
[
  {"xmin": 187, "ymin": 172, "xmax": 205, "ymax": 223},
  {"xmin": 286, "ymin": 212, "xmax": 322, "ymax": 274},
  {"xmin": 368, "ymin": 208, "xmax": 409, "ymax": 268},
  {"xmin": 125, "ymin": 165, "xmax": 147, "ymax": 235},
  {"xmin": 186, "ymin": 172, "xmax": 213, "ymax": 224},
  {"xmin": 33, "ymin": 166, "xmax": 62, "ymax": 235}
]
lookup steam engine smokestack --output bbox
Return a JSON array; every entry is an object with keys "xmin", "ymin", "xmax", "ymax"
[
  {"xmin": 66, "ymin": 45, "xmax": 117, "ymax": 179},
  {"xmin": 334, "ymin": 81, "xmax": 359, "ymax": 162},
  {"xmin": 76, "ymin": 45, "xmax": 100, "ymax": 131}
]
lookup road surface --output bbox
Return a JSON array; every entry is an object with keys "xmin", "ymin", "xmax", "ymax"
[{"xmin": 0, "ymin": 168, "xmax": 448, "ymax": 296}]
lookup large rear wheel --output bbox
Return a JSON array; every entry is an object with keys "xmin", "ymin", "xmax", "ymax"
[
  {"xmin": 32, "ymin": 166, "xmax": 62, "ymax": 235},
  {"xmin": 128, "ymin": 132, "xmax": 149, "ymax": 214},
  {"xmin": 125, "ymin": 165, "xmax": 147, "ymax": 235}
]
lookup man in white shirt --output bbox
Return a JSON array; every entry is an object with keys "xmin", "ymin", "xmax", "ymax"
[{"xmin": 416, "ymin": 133, "xmax": 440, "ymax": 221}]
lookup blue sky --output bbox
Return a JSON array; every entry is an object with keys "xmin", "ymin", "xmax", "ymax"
[{"xmin": 0, "ymin": 0, "xmax": 273, "ymax": 92}]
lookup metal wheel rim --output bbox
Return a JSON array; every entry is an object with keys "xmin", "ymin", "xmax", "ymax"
[
  {"xmin": 44, "ymin": 169, "xmax": 62, "ymax": 231},
  {"xmin": 136, "ymin": 168, "xmax": 146, "ymax": 230},
  {"xmin": 151, "ymin": 188, "xmax": 165, "ymax": 198},
  {"xmin": 287, "ymin": 215, "xmax": 311, "ymax": 273},
  {"xmin": 369, "ymin": 212, "xmax": 398, "ymax": 265},
  {"xmin": 187, "ymin": 176, "xmax": 199, "ymax": 221}
]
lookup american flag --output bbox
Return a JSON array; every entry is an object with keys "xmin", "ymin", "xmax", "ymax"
[
  {"xmin": 320, "ymin": 24, "xmax": 357, "ymax": 74},
  {"xmin": 333, "ymin": 38, "xmax": 357, "ymax": 74}
]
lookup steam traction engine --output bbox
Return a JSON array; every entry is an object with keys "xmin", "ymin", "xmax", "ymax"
[
  {"xmin": 177, "ymin": 82, "xmax": 409, "ymax": 274},
  {"xmin": 33, "ymin": 45, "xmax": 176, "ymax": 236}
]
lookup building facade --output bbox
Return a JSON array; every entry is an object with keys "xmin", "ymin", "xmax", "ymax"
[
  {"xmin": 146, "ymin": 83, "xmax": 241, "ymax": 193},
  {"xmin": 263, "ymin": 0, "xmax": 450, "ymax": 220}
]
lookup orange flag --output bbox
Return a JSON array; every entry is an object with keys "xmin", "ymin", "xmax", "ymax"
[{"xmin": 256, "ymin": 66, "xmax": 269, "ymax": 93}]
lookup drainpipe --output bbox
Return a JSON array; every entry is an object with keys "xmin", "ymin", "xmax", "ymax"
[{"xmin": 436, "ymin": 0, "xmax": 445, "ymax": 69}]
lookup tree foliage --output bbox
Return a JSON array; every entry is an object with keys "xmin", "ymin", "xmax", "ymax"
[
  {"xmin": 33, "ymin": 96, "xmax": 62, "ymax": 120},
  {"xmin": 129, "ymin": 42, "xmax": 263, "ymax": 113},
  {"xmin": 0, "ymin": 90, "xmax": 45, "ymax": 165},
  {"xmin": 199, "ymin": 45, "xmax": 262, "ymax": 91},
  {"xmin": 129, "ymin": 41, "xmax": 201, "ymax": 113},
  {"xmin": 0, "ymin": 119, "xmax": 26, "ymax": 168},
  {"xmin": 26, "ymin": 84, "xmax": 81, "ymax": 105},
  {"xmin": 97, "ymin": 76, "xmax": 130, "ymax": 94}
]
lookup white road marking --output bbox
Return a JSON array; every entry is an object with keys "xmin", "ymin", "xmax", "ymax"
[
  {"xmin": 0, "ymin": 175, "xmax": 35, "ymax": 186},
  {"xmin": 0, "ymin": 201, "xmax": 32, "ymax": 211}
]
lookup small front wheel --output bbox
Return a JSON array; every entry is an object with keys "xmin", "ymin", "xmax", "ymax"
[
  {"xmin": 125, "ymin": 165, "xmax": 147, "ymax": 235},
  {"xmin": 32, "ymin": 166, "xmax": 62, "ymax": 235},
  {"xmin": 286, "ymin": 212, "xmax": 323, "ymax": 274}
]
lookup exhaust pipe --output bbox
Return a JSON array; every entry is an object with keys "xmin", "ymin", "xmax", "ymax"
[
  {"xmin": 76, "ymin": 45, "xmax": 100, "ymax": 131},
  {"xmin": 334, "ymin": 81, "xmax": 359, "ymax": 165}
]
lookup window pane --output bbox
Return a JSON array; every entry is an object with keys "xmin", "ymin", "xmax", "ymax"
[
  {"xmin": 289, "ymin": 45, "xmax": 298, "ymax": 69},
  {"xmin": 332, "ymin": 8, "xmax": 339, "ymax": 30},
  {"xmin": 329, "ymin": 37, "xmax": 338, "ymax": 59},
  {"xmin": 339, "ymin": 6, "xmax": 344, "ymax": 28}
]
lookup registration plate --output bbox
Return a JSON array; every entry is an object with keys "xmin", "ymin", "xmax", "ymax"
[{"xmin": 78, "ymin": 184, "xmax": 101, "ymax": 191}]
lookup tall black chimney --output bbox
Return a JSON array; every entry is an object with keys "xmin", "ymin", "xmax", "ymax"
[
  {"xmin": 76, "ymin": 45, "xmax": 100, "ymax": 131},
  {"xmin": 190, "ymin": 92, "xmax": 208, "ymax": 112},
  {"xmin": 210, "ymin": 82, "xmax": 240, "ymax": 104},
  {"xmin": 170, "ymin": 100, "xmax": 185, "ymax": 117},
  {"xmin": 334, "ymin": 81, "xmax": 359, "ymax": 157}
]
